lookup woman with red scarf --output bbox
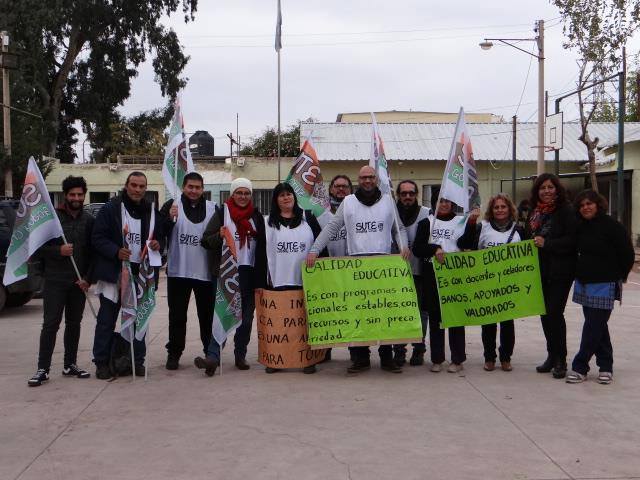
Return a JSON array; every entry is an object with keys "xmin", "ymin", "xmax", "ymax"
[
  {"xmin": 197, "ymin": 178, "xmax": 265, "ymax": 376},
  {"xmin": 525, "ymin": 173, "xmax": 578, "ymax": 379}
]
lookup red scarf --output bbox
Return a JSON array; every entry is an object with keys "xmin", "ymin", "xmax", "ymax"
[
  {"xmin": 225, "ymin": 197, "xmax": 256, "ymax": 249},
  {"xmin": 528, "ymin": 201, "xmax": 556, "ymax": 233}
]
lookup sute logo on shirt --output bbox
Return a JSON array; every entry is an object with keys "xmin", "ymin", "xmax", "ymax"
[
  {"xmin": 329, "ymin": 228, "xmax": 347, "ymax": 241},
  {"xmin": 431, "ymin": 228, "xmax": 454, "ymax": 240},
  {"xmin": 277, "ymin": 241, "xmax": 306, "ymax": 253},
  {"xmin": 126, "ymin": 232, "xmax": 141, "ymax": 246},
  {"xmin": 355, "ymin": 221, "xmax": 384, "ymax": 233},
  {"xmin": 179, "ymin": 233, "xmax": 201, "ymax": 246},
  {"xmin": 486, "ymin": 241, "xmax": 505, "ymax": 248}
]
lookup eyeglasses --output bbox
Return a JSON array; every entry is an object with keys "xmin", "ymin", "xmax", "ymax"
[
  {"xmin": 359, "ymin": 175, "xmax": 376, "ymax": 180},
  {"xmin": 332, "ymin": 184, "xmax": 350, "ymax": 189},
  {"xmin": 233, "ymin": 191, "xmax": 252, "ymax": 197},
  {"xmin": 399, "ymin": 191, "xmax": 417, "ymax": 197}
]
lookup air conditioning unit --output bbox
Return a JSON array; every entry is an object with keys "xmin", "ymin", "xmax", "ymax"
[{"xmin": 236, "ymin": 157, "xmax": 246, "ymax": 167}]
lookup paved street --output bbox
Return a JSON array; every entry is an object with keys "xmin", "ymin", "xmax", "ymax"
[{"xmin": 2, "ymin": 272, "xmax": 640, "ymax": 480}]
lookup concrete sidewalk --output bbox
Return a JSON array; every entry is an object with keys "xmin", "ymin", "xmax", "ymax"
[{"xmin": 1, "ymin": 273, "xmax": 640, "ymax": 480}]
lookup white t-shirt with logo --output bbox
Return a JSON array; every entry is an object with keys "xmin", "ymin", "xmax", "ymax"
[
  {"xmin": 265, "ymin": 216, "xmax": 314, "ymax": 287},
  {"xmin": 478, "ymin": 220, "xmax": 521, "ymax": 249},
  {"xmin": 429, "ymin": 215, "xmax": 467, "ymax": 253},
  {"xmin": 343, "ymin": 194, "xmax": 395, "ymax": 255}
]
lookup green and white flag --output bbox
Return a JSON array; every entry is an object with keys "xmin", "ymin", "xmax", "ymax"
[
  {"xmin": 3, "ymin": 157, "xmax": 63, "ymax": 286},
  {"xmin": 162, "ymin": 97, "xmax": 195, "ymax": 200},
  {"xmin": 212, "ymin": 209, "xmax": 243, "ymax": 346},
  {"xmin": 369, "ymin": 112, "xmax": 392, "ymax": 195}
]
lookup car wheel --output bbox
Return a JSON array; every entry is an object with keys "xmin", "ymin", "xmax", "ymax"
[{"xmin": 5, "ymin": 291, "xmax": 34, "ymax": 308}]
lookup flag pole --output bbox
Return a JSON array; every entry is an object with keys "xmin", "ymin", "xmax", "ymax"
[
  {"xmin": 60, "ymin": 232, "xmax": 98, "ymax": 319},
  {"xmin": 277, "ymin": 48, "xmax": 281, "ymax": 182},
  {"xmin": 130, "ymin": 329, "xmax": 136, "ymax": 382}
]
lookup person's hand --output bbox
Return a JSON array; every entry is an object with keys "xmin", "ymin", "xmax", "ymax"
[
  {"xmin": 533, "ymin": 236, "xmax": 545, "ymax": 248},
  {"xmin": 401, "ymin": 247, "xmax": 411, "ymax": 260},
  {"xmin": 75, "ymin": 279, "xmax": 90, "ymax": 292},
  {"xmin": 148, "ymin": 240, "xmax": 160, "ymax": 251},
  {"xmin": 434, "ymin": 247, "xmax": 445, "ymax": 264},
  {"xmin": 118, "ymin": 248, "xmax": 131, "ymax": 260},
  {"xmin": 169, "ymin": 203, "xmax": 178, "ymax": 220},
  {"xmin": 306, "ymin": 253, "xmax": 318, "ymax": 267},
  {"xmin": 469, "ymin": 207, "xmax": 481, "ymax": 222},
  {"xmin": 60, "ymin": 244, "xmax": 74, "ymax": 256}
]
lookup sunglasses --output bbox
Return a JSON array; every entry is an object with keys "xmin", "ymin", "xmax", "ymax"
[{"xmin": 399, "ymin": 191, "xmax": 417, "ymax": 197}]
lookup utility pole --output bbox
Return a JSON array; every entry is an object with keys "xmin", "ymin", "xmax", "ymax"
[
  {"xmin": 512, "ymin": 115, "xmax": 517, "ymax": 202},
  {"xmin": 617, "ymin": 47, "xmax": 626, "ymax": 224},
  {"xmin": 536, "ymin": 19, "xmax": 545, "ymax": 176},
  {"xmin": 1, "ymin": 31, "xmax": 12, "ymax": 198}
]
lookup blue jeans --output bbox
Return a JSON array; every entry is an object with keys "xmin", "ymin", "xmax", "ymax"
[
  {"xmin": 571, "ymin": 306, "xmax": 613, "ymax": 375},
  {"xmin": 206, "ymin": 266, "xmax": 255, "ymax": 361},
  {"xmin": 93, "ymin": 294, "xmax": 146, "ymax": 366}
]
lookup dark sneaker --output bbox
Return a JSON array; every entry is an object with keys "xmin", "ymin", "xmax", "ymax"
[
  {"xmin": 165, "ymin": 354, "xmax": 180, "ymax": 371},
  {"xmin": 134, "ymin": 364, "xmax": 146, "ymax": 377},
  {"xmin": 347, "ymin": 362, "xmax": 371, "ymax": 374},
  {"xmin": 393, "ymin": 352, "xmax": 406, "ymax": 367},
  {"xmin": 265, "ymin": 367, "xmax": 280, "ymax": 374},
  {"xmin": 409, "ymin": 350, "xmax": 425, "ymax": 366},
  {"xmin": 536, "ymin": 356, "xmax": 553, "ymax": 373},
  {"xmin": 28, "ymin": 369, "xmax": 49, "ymax": 387},
  {"xmin": 235, "ymin": 358, "xmax": 250, "ymax": 370},
  {"xmin": 303, "ymin": 365, "xmax": 317, "ymax": 374},
  {"xmin": 96, "ymin": 364, "xmax": 113, "ymax": 380},
  {"xmin": 381, "ymin": 362, "xmax": 403, "ymax": 373},
  {"xmin": 194, "ymin": 356, "xmax": 218, "ymax": 377},
  {"xmin": 62, "ymin": 364, "xmax": 90, "ymax": 378},
  {"xmin": 552, "ymin": 360, "xmax": 567, "ymax": 379}
]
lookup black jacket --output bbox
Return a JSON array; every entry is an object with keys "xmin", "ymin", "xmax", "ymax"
[
  {"xmin": 524, "ymin": 202, "xmax": 578, "ymax": 282},
  {"xmin": 575, "ymin": 213, "xmax": 635, "ymax": 283},
  {"xmin": 201, "ymin": 205, "xmax": 265, "ymax": 277},
  {"xmin": 90, "ymin": 193, "xmax": 164, "ymax": 284},
  {"xmin": 37, "ymin": 207, "xmax": 94, "ymax": 282}
]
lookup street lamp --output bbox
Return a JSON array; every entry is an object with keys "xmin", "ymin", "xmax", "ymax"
[{"xmin": 480, "ymin": 19, "xmax": 545, "ymax": 176}]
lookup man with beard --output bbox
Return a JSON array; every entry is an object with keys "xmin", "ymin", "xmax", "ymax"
[
  {"xmin": 392, "ymin": 180, "xmax": 431, "ymax": 367},
  {"xmin": 28, "ymin": 176, "xmax": 94, "ymax": 386},
  {"xmin": 160, "ymin": 172, "xmax": 216, "ymax": 370},
  {"xmin": 91, "ymin": 172, "xmax": 163, "ymax": 380},
  {"xmin": 307, "ymin": 165, "xmax": 409, "ymax": 374}
]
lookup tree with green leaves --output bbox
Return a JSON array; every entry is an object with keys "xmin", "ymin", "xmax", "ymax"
[
  {"xmin": 240, "ymin": 123, "xmax": 301, "ymax": 157},
  {"xmin": 553, "ymin": 0, "xmax": 640, "ymax": 191},
  {"xmin": 1, "ymin": 0, "xmax": 197, "ymax": 166},
  {"xmin": 592, "ymin": 56, "xmax": 640, "ymax": 122}
]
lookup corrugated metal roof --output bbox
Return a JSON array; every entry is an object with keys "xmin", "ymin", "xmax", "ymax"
[{"xmin": 300, "ymin": 121, "xmax": 640, "ymax": 162}]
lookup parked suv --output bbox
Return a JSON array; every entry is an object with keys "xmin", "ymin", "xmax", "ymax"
[{"xmin": 0, "ymin": 199, "xmax": 43, "ymax": 311}]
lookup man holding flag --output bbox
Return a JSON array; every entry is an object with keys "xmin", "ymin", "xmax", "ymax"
[
  {"xmin": 91, "ymin": 172, "xmax": 163, "ymax": 380},
  {"xmin": 197, "ymin": 178, "xmax": 264, "ymax": 376}
]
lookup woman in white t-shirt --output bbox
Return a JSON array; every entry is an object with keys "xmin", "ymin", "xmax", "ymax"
[{"xmin": 458, "ymin": 193, "xmax": 523, "ymax": 372}]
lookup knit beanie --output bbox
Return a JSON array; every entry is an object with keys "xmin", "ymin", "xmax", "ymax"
[{"xmin": 230, "ymin": 177, "xmax": 253, "ymax": 194}]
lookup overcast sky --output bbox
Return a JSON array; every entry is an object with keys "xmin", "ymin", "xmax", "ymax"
[{"xmin": 109, "ymin": 0, "xmax": 634, "ymax": 158}]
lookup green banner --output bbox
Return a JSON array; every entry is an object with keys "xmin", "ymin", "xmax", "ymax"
[
  {"xmin": 433, "ymin": 240, "xmax": 546, "ymax": 328},
  {"xmin": 302, "ymin": 255, "xmax": 422, "ymax": 348}
]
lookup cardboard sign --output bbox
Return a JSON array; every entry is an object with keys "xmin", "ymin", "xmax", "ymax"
[
  {"xmin": 255, "ymin": 288, "xmax": 326, "ymax": 368},
  {"xmin": 302, "ymin": 255, "xmax": 422, "ymax": 348},
  {"xmin": 433, "ymin": 240, "xmax": 546, "ymax": 327}
]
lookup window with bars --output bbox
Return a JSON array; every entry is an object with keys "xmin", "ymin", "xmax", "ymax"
[{"xmin": 220, "ymin": 189, "xmax": 273, "ymax": 215}]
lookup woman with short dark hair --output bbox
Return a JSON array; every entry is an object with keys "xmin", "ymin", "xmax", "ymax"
[
  {"xmin": 525, "ymin": 173, "xmax": 578, "ymax": 379},
  {"xmin": 566, "ymin": 190, "xmax": 634, "ymax": 384}
]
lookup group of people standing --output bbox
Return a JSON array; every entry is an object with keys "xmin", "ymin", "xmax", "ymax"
[{"xmin": 27, "ymin": 168, "xmax": 634, "ymax": 387}]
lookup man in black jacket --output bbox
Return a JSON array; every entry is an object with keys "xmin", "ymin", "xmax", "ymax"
[
  {"xmin": 160, "ymin": 172, "xmax": 216, "ymax": 370},
  {"xmin": 91, "ymin": 172, "xmax": 163, "ymax": 380},
  {"xmin": 28, "ymin": 176, "xmax": 94, "ymax": 387}
]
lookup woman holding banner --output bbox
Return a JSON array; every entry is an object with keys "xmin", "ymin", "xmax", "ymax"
[
  {"xmin": 458, "ymin": 193, "xmax": 523, "ymax": 372},
  {"xmin": 565, "ymin": 190, "xmax": 634, "ymax": 384},
  {"xmin": 255, "ymin": 183, "xmax": 326, "ymax": 374},
  {"xmin": 525, "ymin": 173, "xmax": 577, "ymax": 380},
  {"xmin": 413, "ymin": 198, "xmax": 467, "ymax": 373}
]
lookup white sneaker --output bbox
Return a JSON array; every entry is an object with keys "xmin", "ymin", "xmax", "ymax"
[
  {"xmin": 597, "ymin": 371, "xmax": 613, "ymax": 385},
  {"xmin": 447, "ymin": 363, "xmax": 463, "ymax": 373},
  {"xmin": 430, "ymin": 363, "xmax": 442, "ymax": 373},
  {"xmin": 566, "ymin": 371, "xmax": 587, "ymax": 383}
]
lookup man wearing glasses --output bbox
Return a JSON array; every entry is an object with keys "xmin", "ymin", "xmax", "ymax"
[
  {"xmin": 392, "ymin": 180, "xmax": 431, "ymax": 367},
  {"xmin": 307, "ymin": 165, "xmax": 409, "ymax": 374}
]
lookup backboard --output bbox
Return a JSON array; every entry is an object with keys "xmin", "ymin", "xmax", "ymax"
[{"xmin": 545, "ymin": 112, "xmax": 563, "ymax": 151}]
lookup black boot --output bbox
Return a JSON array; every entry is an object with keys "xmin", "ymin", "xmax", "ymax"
[
  {"xmin": 536, "ymin": 356, "xmax": 553, "ymax": 373},
  {"xmin": 552, "ymin": 359, "xmax": 567, "ymax": 379}
]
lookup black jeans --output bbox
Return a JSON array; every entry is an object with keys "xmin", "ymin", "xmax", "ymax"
[
  {"xmin": 423, "ymin": 269, "xmax": 466, "ymax": 365},
  {"xmin": 166, "ymin": 276, "xmax": 214, "ymax": 357},
  {"xmin": 481, "ymin": 320, "xmax": 514, "ymax": 362},
  {"xmin": 349, "ymin": 345, "xmax": 394, "ymax": 364},
  {"xmin": 93, "ymin": 294, "xmax": 146, "ymax": 366},
  {"xmin": 540, "ymin": 277, "xmax": 572, "ymax": 362},
  {"xmin": 206, "ymin": 266, "xmax": 255, "ymax": 361},
  {"xmin": 37, "ymin": 279, "xmax": 86, "ymax": 370},
  {"xmin": 393, "ymin": 275, "xmax": 428, "ymax": 357},
  {"xmin": 571, "ymin": 306, "xmax": 613, "ymax": 375}
]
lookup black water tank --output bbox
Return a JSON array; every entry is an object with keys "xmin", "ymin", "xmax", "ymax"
[{"xmin": 189, "ymin": 130, "xmax": 215, "ymax": 157}]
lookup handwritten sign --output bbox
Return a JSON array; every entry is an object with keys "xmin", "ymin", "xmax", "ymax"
[
  {"xmin": 302, "ymin": 255, "xmax": 422, "ymax": 348},
  {"xmin": 433, "ymin": 240, "xmax": 546, "ymax": 328},
  {"xmin": 255, "ymin": 288, "xmax": 326, "ymax": 368}
]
